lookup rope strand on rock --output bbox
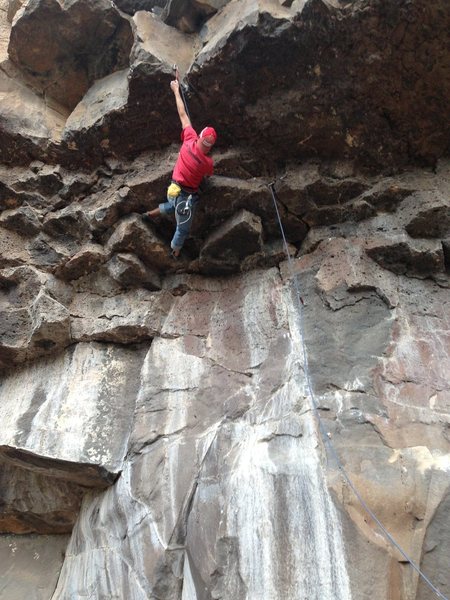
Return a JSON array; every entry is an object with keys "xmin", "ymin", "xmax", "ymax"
[{"xmin": 267, "ymin": 181, "xmax": 449, "ymax": 600}]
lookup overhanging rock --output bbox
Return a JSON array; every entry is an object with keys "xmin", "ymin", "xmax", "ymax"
[
  {"xmin": 162, "ymin": 0, "xmax": 230, "ymax": 32},
  {"xmin": 63, "ymin": 11, "xmax": 198, "ymax": 160},
  {"xmin": 0, "ymin": 460, "xmax": 85, "ymax": 534},
  {"xmin": 8, "ymin": 0, "xmax": 133, "ymax": 110}
]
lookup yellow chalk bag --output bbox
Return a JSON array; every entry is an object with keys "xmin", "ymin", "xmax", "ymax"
[{"xmin": 167, "ymin": 183, "xmax": 182, "ymax": 198}]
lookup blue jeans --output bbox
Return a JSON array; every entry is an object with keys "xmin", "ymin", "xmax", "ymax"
[{"xmin": 159, "ymin": 191, "xmax": 198, "ymax": 251}]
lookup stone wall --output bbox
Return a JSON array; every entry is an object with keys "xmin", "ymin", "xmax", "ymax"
[{"xmin": 0, "ymin": 1, "xmax": 449, "ymax": 599}]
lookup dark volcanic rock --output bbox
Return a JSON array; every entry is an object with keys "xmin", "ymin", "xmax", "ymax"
[
  {"xmin": 114, "ymin": 0, "xmax": 166, "ymax": 14},
  {"xmin": 162, "ymin": 0, "xmax": 229, "ymax": 32},
  {"xmin": 8, "ymin": 0, "xmax": 133, "ymax": 110},
  {"xmin": 403, "ymin": 191, "xmax": 450, "ymax": 239},
  {"xmin": 43, "ymin": 205, "xmax": 91, "ymax": 242},
  {"xmin": 63, "ymin": 12, "xmax": 197, "ymax": 161},
  {"xmin": 1, "ymin": 0, "xmax": 449, "ymax": 170},
  {"xmin": 189, "ymin": 0, "xmax": 450, "ymax": 169},
  {"xmin": 27, "ymin": 234, "xmax": 71, "ymax": 269},
  {"xmin": 366, "ymin": 237, "xmax": 445, "ymax": 277},
  {"xmin": 0, "ymin": 206, "xmax": 42, "ymax": 236},
  {"xmin": 12, "ymin": 164, "xmax": 64, "ymax": 196},
  {"xmin": 443, "ymin": 239, "xmax": 450, "ymax": 271},
  {"xmin": 107, "ymin": 252, "xmax": 162, "ymax": 290},
  {"xmin": 0, "ymin": 180, "xmax": 38, "ymax": 211},
  {"xmin": 106, "ymin": 213, "xmax": 176, "ymax": 271},
  {"xmin": 55, "ymin": 243, "xmax": 107, "ymax": 281},
  {"xmin": 199, "ymin": 208, "xmax": 263, "ymax": 274}
]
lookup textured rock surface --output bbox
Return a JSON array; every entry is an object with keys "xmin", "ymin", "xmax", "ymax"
[
  {"xmin": 0, "ymin": 0, "xmax": 448, "ymax": 168},
  {"xmin": 0, "ymin": 534, "xmax": 69, "ymax": 600},
  {"xmin": 0, "ymin": 0, "xmax": 449, "ymax": 599},
  {"xmin": 0, "ymin": 461, "xmax": 85, "ymax": 533},
  {"xmin": 52, "ymin": 269, "xmax": 354, "ymax": 599},
  {"xmin": 8, "ymin": 0, "xmax": 133, "ymax": 110},
  {"xmin": 0, "ymin": 343, "xmax": 147, "ymax": 485}
]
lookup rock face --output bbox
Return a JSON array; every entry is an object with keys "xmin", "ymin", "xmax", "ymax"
[
  {"xmin": 0, "ymin": 0, "xmax": 448, "ymax": 168},
  {"xmin": 0, "ymin": 1, "xmax": 449, "ymax": 600},
  {"xmin": 52, "ymin": 270, "xmax": 354, "ymax": 599},
  {"xmin": 0, "ymin": 534, "xmax": 69, "ymax": 600},
  {"xmin": 8, "ymin": 0, "xmax": 133, "ymax": 110}
]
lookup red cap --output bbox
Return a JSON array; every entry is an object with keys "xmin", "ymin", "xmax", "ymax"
[{"xmin": 199, "ymin": 126, "xmax": 217, "ymax": 147}]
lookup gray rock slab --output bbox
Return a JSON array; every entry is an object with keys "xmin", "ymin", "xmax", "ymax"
[
  {"xmin": 132, "ymin": 10, "xmax": 198, "ymax": 76},
  {"xmin": 7, "ymin": 0, "xmax": 25, "ymax": 23},
  {"xmin": 69, "ymin": 287, "xmax": 172, "ymax": 343},
  {"xmin": 0, "ymin": 68, "xmax": 68, "ymax": 164},
  {"xmin": 53, "ymin": 267, "xmax": 354, "ymax": 599},
  {"xmin": 0, "ymin": 342, "xmax": 147, "ymax": 486},
  {"xmin": 46, "ymin": 257, "xmax": 450, "ymax": 599},
  {"xmin": 0, "ymin": 533, "xmax": 69, "ymax": 600},
  {"xmin": 0, "ymin": 265, "xmax": 72, "ymax": 369},
  {"xmin": 284, "ymin": 245, "xmax": 395, "ymax": 394},
  {"xmin": 417, "ymin": 489, "xmax": 450, "ymax": 599},
  {"xmin": 64, "ymin": 69, "xmax": 130, "ymax": 135}
]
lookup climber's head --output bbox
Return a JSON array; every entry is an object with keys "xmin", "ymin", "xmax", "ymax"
[{"xmin": 198, "ymin": 126, "xmax": 217, "ymax": 154}]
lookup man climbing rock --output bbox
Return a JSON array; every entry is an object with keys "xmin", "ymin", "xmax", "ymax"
[{"xmin": 145, "ymin": 79, "xmax": 217, "ymax": 258}]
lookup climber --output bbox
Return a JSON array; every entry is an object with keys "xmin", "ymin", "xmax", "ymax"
[{"xmin": 144, "ymin": 79, "xmax": 217, "ymax": 258}]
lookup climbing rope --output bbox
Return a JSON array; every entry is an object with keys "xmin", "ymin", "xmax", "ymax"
[
  {"xmin": 268, "ymin": 181, "xmax": 449, "ymax": 600},
  {"xmin": 175, "ymin": 194, "xmax": 193, "ymax": 226}
]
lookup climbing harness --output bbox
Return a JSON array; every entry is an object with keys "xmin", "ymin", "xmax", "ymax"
[
  {"xmin": 175, "ymin": 194, "xmax": 193, "ymax": 225},
  {"xmin": 268, "ymin": 181, "xmax": 449, "ymax": 600}
]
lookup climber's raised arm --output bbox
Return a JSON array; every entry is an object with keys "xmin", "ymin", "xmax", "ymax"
[{"xmin": 170, "ymin": 80, "xmax": 191, "ymax": 129}]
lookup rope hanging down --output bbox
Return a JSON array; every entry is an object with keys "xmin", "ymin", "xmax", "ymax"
[{"xmin": 268, "ymin": 181, "xmax": 449, "ymax": 600}]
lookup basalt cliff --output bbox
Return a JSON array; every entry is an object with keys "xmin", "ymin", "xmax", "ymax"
[{"xmin": 0, "ymin": 1, "xmax": 449, "ymax": 599}]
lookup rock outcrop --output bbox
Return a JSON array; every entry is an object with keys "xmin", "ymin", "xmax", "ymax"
[{"xmin": 0, "ymin": 1, "xmax": 449, "ymax": 599}]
